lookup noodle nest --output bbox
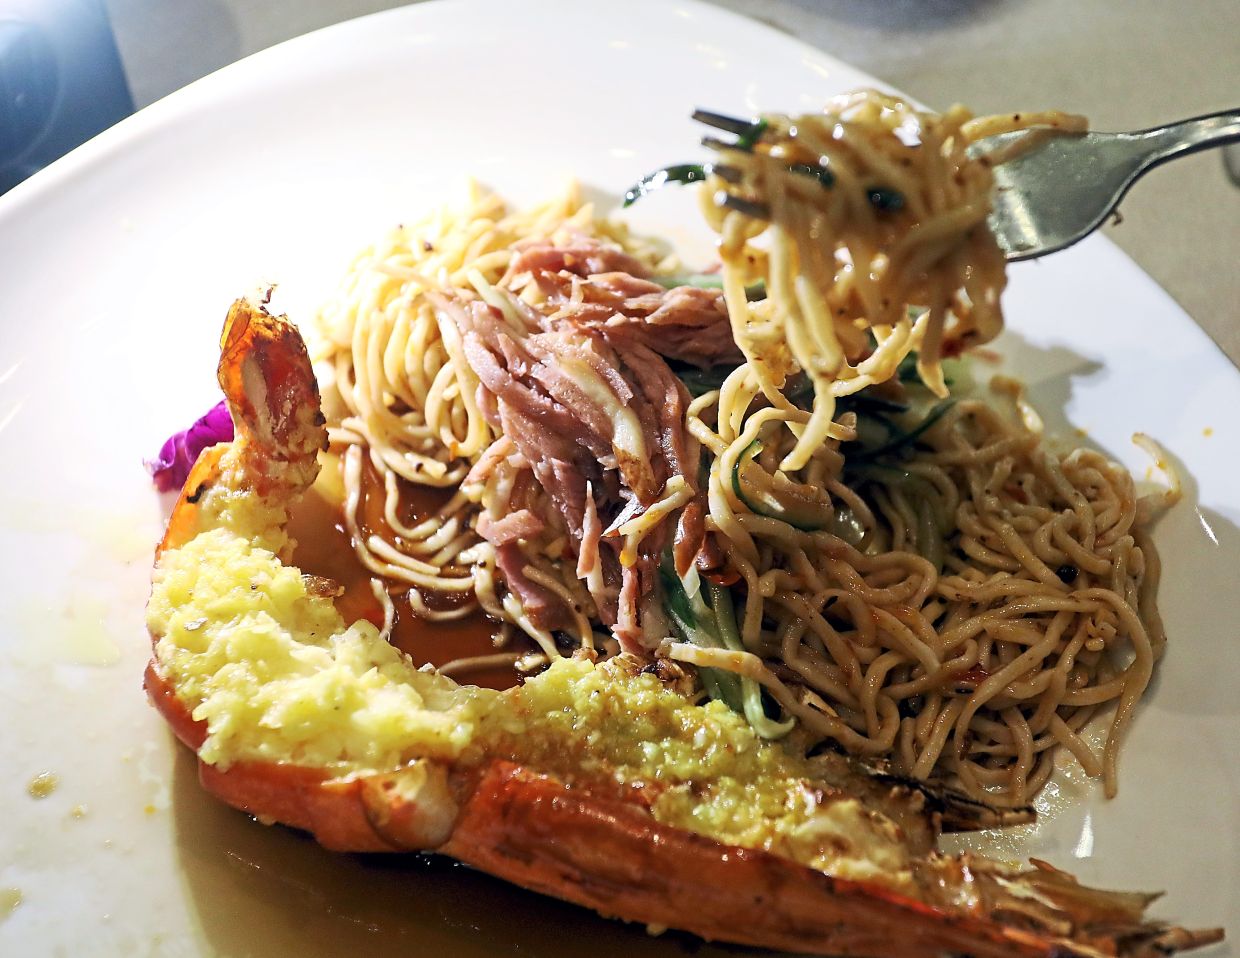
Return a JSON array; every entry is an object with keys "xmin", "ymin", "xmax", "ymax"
[{"xmin": 312, "ymin": 92, "xmax": 1172, "ymax": 807}]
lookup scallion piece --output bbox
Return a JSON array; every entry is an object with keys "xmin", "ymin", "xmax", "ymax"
[
  {"xmin": 733, "ymin": 118, "xmax": 769, "ymax": 151},
  {"xmin": 707, "ymin": 582, "xmax": 795, "ymax": 739},
  {"xmin": 658, "ymin": 557, "xmax": 742, "ymax": 712},
  {"xmin": 847, "ymin": 399, "xmax": 956, "ymax": 463},
  {"xmin": 651, "ymin": 274, "xmax": 766, "ymax": 301},
  {"xmin": 867, "ymin": 186, "xmax": 905, "ymax": 212}
]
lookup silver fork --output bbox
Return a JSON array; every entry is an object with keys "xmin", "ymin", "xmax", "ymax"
[{"xmin": 687, "ymin": 107, "xmax": 1240, "ymax": 261}]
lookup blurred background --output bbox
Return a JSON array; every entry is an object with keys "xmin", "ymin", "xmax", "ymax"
[{"xmin": 2, "ymin": 0, "xmax": 1237, "ymax": 360}]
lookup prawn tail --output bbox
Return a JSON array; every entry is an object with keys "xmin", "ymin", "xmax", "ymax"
[
  {"xmin": 976, "ymin": 859, "xmax": 1225, "ymax": 958},
  {"xmin": 216, "ymin": 293, "xmax": 327, "ymax": 501},
  {"xmin": 157, "ymin": 296, "xmax": 327, "ymax": 558}
]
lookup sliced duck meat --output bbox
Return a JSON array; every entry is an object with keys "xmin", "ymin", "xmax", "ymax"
[
  {"xmin": 435, "ymin": 289, "xmax": 706, "ymax": 653},
  {"xmin": 476, "ymin": 509, "xmax": 544, "ymax": 547},
  {"xmin": 503, "ymin": 233, "xmax": 652, "ymax": 284},
  {"xmin": 517, "ymin": 258, "xmax": 743, "ymax": 368}
]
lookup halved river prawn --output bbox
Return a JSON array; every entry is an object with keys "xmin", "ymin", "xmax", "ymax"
[{"xmin": 144, "ymin": 296, "xmax": 1222, "ymax": 958}]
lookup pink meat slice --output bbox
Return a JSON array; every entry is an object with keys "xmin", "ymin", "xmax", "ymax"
[
  {"xmin": 476, "ymin": 509, "xmax": 545, "ymax": 547},
  {"xmin": 435, "ymin": 236, "xmax": 733, "ymax": 651},
  {"xmin": 504, "ymin": 233, "xmax": 653, "ymax": 282},
  {"xmin": 528, "ymin": 268, "xmax": 744, "ymax": 369}
]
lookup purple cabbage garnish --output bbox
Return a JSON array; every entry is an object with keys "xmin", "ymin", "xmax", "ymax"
[{"xmin": 145, "ymin": 400, "xmax": 234, "ymax": 492}]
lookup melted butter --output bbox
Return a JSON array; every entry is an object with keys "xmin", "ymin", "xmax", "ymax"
[
  {"xmin": 59, "ymin": 598, "xmax": 121, "ymax": 666},
  {"xmin": 12, "ymin": 598, "xmax": 121, "ymax": 667},
  {"xmin": 2, "ymin": 496, "xmax": 158, "ymax": 670},
  {"xmin": 81, "ymin": 513, "xmax": 156, "ymax": 566},
  {"xmin": 287, "ymin": 456, "xmax": 528, "ymax": 692},
  {"xmin": 0, "ymin": 888, "xmax": 21, "ymax": 922},
  {"xmin": 0, "ymin": 497, "xmax": 159, "ymax": 566},
  {"xmin": 27, "ymin": 772, "xmax": 58, "ymax": 799}
]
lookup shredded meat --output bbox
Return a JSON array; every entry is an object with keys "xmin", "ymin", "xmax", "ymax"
[
  {"xmin": 504, "ymin": 233, "xmax": 652, "ymax": 283},
  {"xmin": 435, "ymin": 236, "xmax": 719, "ymax": 653},
  {"xmin": 492, "ymin": 543, "xmax": 569, "ymax": 629},
  {"xmin": 463, "ymin": 435, "xmax": 517, "ymax": 488},
  {"xmin": 577, "ymin": 484, "xmax": 603, "ymax": 579},
  {"xmin": 436, "ymin": 236, "xmax": 735, "ymax": 652},
  {"xmin": 476, "ymin": 509, "xmax": 544, "ymax": 547},
  {"xmin": 522, "ymin": 268, "xmax": 743, "ymax": 369}
]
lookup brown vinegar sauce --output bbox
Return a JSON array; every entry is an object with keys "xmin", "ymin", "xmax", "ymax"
[{"xmin": 286, "ymin": 452, "xmax": 530, "ymax": 691}]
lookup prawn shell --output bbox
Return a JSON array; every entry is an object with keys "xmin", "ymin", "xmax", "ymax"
[
  {"xmin": 145, "ymin": 662, "xmax": 460, "ymax": 853},
  {"xmin": 147, "ymin": 648, "xmax": 1055, "ymax": 958},
  {"xmin": 442, "ymin": 761, "xmax": 1056, "ymax": 958},
  {"xmin": 148, "ymin": 437, "xmax": 449, "ymax": 855},
  {"xmin": 156, "ymin": 443, "xmax": 226, "ymax": 557}
]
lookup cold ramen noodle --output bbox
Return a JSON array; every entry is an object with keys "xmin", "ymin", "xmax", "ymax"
[{"xmin": 145, "ymin": 91, "xmax": 1220, "ymax": 956}]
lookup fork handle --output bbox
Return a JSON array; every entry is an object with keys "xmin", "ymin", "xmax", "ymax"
[{"xmin": 1137, "ymin": 108, "xmax": 1240, "ymax": 167}]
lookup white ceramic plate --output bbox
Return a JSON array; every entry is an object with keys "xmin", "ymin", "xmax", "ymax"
[{"xmin": 0, "ymin": 1, "xmax": 1236, "ymax": 954}]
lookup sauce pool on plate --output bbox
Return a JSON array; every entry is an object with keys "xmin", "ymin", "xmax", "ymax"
[{"xmin": 286, "ymin": 453, "xmax": 529, "ymax": 692}]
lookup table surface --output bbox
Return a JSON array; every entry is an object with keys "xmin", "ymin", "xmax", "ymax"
[{"xmin": 103, "ymin": 0, "xmax": 1240, "ymax": 366}]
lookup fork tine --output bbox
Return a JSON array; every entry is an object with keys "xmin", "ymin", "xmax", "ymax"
[
  {"xmin": 701, "ymin": 135, "xmax": 745, "ymax": 154},
  {"xmin": 717, "ymin": 193, "xmax": 769, "ymax": 219},
  {"xmin": 711, "ymin": 164, "xmax": 743, "ymax": 184},
  {"xmin": 692, "ymin": 108, "xmax": 758, "ymax": 135}
]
